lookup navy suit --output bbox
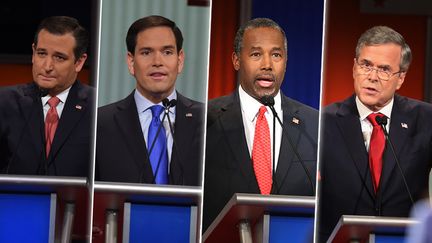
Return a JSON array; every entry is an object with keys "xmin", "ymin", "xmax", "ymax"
[
  {"xmin": 318, "ymin": 94, "xmax": 432, "ymax": 242},
  {"xmin": 95, "ymin": 91, "xmax": 204, "ymax": 186},
  {"xmin": 0, "ymin": 81, "xmax": 94, "ymax": 176},
  {"xmin": 203, "ymin": 90, "xmax": 318, "ymax": 230}
]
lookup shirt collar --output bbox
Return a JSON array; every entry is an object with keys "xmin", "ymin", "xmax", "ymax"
[
  {"xmin": 134, "ymin": 89, "xmax": 177, "ymax": 113},
  {"xmin": 356, "ymin": 95, "xmax": 393, "ymax": 121},
  {"xmin": 238, "ymin": 85, "xmax": 282, "ymax": 122},
  {"xmin": 42, "ymin": 86, "xmax": 71, "ymax": 106}
]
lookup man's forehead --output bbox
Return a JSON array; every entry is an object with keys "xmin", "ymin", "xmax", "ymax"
[
  {"xmin": 36, "ymin": 31, "xmax": 76, "ymax": 53},
  {"xmin": 136, "ymin": 27, "xmax": 177, "ymax": 48}
]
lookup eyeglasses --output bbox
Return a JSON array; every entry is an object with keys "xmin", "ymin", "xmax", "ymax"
[{"xmin": 355, "ymin": 59, "xmax": 403, "ymax": 81}]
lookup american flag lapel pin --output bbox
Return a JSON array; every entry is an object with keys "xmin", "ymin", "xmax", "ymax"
[
  {"xmin": 401, "ymin": 123, "xmax": 408, "ymax": 129},
  {"xmin": 292, "ymin": 117, "xmax": 300, "ymax": 125},
  {"xmin": 75, "ymin": 105, "xmax": 82, "ymax": 110},
  {"xmin": 186, "ymin": 113, "xmax": 193, "ymax": 117}
]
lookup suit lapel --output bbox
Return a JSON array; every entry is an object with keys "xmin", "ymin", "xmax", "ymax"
[
  {"xmin": 170, "ymin": 93, "xmax": 200, "ymax": 184},
  {"xmin": 218, "ymin": 92, "xmax": 259, "ymax": 191},
  {"xmin": 336, "ymin": 96, "xmax": 375, "ymax": 200},
  {"xmin": 113, "ymin": 92, "xmax": 153, "ymax": 183},
  {"xmin": 19, "ymin": 83, "xmax": 45, "ymax": 163},
  {"xmin": 379, "ymin": 95, "xmax": 411, "ymax": 194},
  {"xmin": 49, "ymin": 82, "xmax": 88, "ymax": 163},
  {"xmin": 273, "ymin": 95, "xmax": 301, "ymax": 190}
]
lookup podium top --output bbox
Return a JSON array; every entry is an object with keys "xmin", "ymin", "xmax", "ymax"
[
  {"xmin": 0, "ymin": 174, "xmax": 87, "ymax": 191},
  {"xmin": 327, "ymin": 215, "xmax": 418, "ymax": 243},
  {"xmin": 204, "ymin": 193, "xmax": 315, "ymax": 242},
  {"xmin": 94, "ymin": 181, "xmax": 201, "ymax": 207}
]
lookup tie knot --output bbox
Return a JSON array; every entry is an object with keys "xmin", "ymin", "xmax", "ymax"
[
  {"xmin": 150, "ymin": 105, "xmax": 164, "ymax": 118},
  {"xmin": 367, "ymin": 112, "xmax": 385, "ymax": 127},
  {"xmin": 258, "ymin": 106, "xmax": 267, "ymax": 117},
  {"xmin": 48, "ymin": 96, "xmax": 60, "ymax": 108}
]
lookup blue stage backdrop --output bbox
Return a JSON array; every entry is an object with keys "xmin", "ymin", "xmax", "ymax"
[{"xmin": 252, "ymin": 0, "xmax": 324, "ymax": 109}]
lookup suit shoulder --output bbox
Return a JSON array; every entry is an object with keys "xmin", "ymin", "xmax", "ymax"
[
  {"xmin": 97, "ymin": 99, "xmax": 125, "ymax": 122},
  {"xmin": 78, "ymin": 82, "xmax": 95, "ymax": 92},
  {"xmin": 177, "ymin": 93, "xmax": 204, "ymax": 111},
  {"xmin": 397, "ymin": 95, "xmax": 432, "ymax": 113},
  {"xmin": 284, "ymin": 95, "xmax": 318, "ymax": 118},
  {"xmin": 208, "ymin": 94, "xmax": 233, "ymax": 113},
  {"xmin": 0, "ymin": 83, "xmax": 32, "ymax": 104}
]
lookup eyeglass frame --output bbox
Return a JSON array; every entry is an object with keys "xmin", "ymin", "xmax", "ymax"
[{"xmin": 355, "ymin": 58, "xmax": 404, "ymax": 81}]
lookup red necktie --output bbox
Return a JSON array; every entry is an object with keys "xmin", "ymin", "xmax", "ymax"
[
  {"xmin": 45, "ymin": 97, "xmax": 60, "ymax": 157},
  {"xmin": 252, "ymin": 106, "xmax": 272, "ymax": 195},
  {"xmin": 367, "ymin": 113, "xmax": 386, "ymax": 192}
]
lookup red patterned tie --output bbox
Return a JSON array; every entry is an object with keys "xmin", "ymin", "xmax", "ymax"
[
  {"xmin": 252, "ymin": 106, "xmax": 272, "ymax": 195},
  {"xmin": 367, "ymin": 113, "xmax": 386, "ymax": 192},
  {"xmin": 45, "ymin": 97, "xmax": 60, "ymax": 157}
]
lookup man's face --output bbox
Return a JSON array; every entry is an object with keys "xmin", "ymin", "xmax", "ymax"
[
  {"xmin": 32, "ymin": 29, "xmax": 87, "ymax": 96},
  {"xmin": 353, "ymin": 43, "xmax": 406, "ymax": 111},
  {"xmin": 127, "ymin": 26, "xmax": 184, "ymax": 103},
  {"xmin": 233, "ymin": 27, "xmax": 286, "ymax": 100}
]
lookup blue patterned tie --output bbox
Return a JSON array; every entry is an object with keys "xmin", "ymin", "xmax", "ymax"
[{"xmin": 147, "ymin": 105, "xmax": 168, "ymax": 184}]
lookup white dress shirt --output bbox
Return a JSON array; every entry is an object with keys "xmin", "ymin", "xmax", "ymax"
[
  {"xmin": 238, "ymin": 85, "xmax": 283, "ymax": 171},
  {"xmin": 42, "ymin": 86, "xmax": 71, "ymax": 120},
  {"xmin": 356, "ymin": 96, "xmax": 393, "ymax": 151}
]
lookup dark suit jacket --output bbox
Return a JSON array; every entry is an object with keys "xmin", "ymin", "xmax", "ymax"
[
  {"xmin": 318, "ymin": 94, "xmax": 432, "ymax": 242},
  {"xmin": 95, "ymin": 91, "xmax": 204, "ymax": 186},
  {"xmin": 0, "ymin": 81, "xmax": 94, "ymax": 177},
  {"xmin": 203, "ymin": 90, "xmax": 318, "ymax": 230}
]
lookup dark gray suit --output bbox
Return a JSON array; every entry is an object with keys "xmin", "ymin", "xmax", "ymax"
[
  {"xmin": 95, "ymin": 91, "xmax": 204, "ymax": 186},
  {"xmin": 203, "ymin": 90, "xmax": 318, "ymax": 230},
  {"xmin": 318, "ymin": 94, "xmax": 432, "ymax": 242},
  {"xmin": 0, "ymin": 81, "xmax": 94, "ymax": 176}
]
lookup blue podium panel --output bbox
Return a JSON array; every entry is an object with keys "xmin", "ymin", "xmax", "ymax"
[
  {"xmin": 124, "ymin": 203, "xmax": 195, "ymax": 243},
  {"xmin": 269, "ymin": 215, "xmax": 314, "ymax": 243},
  {"xmin": 374, "ymin": 234, "xmax": 405, "ymax": 243},
  {"xmin": 0, "ymin": 193, "xmax": 55, "ymax": 243}
]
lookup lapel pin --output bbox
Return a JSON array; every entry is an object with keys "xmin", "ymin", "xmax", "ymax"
[
  {"xmin": 292, "ymin": 117, "xmax": 300, "ymax": 125},
  {"xmin": 401, "ymin": 123, "xmax": 408, "ymax": 129},
  {"xmin": 186, "ymin": 113, "xmax": 193, "ymax": 117},
  {"xmin": 75, "ymin": 105, "xmax": 82, "ymax": 110}
]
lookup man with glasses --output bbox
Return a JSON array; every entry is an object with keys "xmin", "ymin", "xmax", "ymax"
[{"xmin": 318, "ymin": 26, "xmax": 432, "ymax": 242}]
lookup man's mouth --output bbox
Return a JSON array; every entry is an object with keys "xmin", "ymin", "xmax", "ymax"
[
  {"xmin": 38, "ymin": 75, "xmax": 56, "ymax": 81},
  {"xmin": 149, "ymin": 72, "xmax": 167, "ymax": 80},
  {"xmin": 363, "ymin": 86, "xmax": 379, "ymax": 94},
  {"xmin": 255, "ymin": 74, "xmax": 275, "ymax": 88}
]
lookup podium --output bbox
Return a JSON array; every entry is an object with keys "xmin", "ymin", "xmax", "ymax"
[
  {"xmin": 92, "ymin": 182, "xmax": 201, "ymax": 243},
  {"xmin": 327, "ymin": 215, "xmax": 418, "ymax": 243},
  {"xmin": 0, "ymin": 175, "xmax": 90, "ymax": 243},
  {"xmin": 203, "ymin": 193, "xmax": 315, "ymax": 243}
]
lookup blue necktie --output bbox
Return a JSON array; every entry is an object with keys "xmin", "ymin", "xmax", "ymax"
[{"xmin": 147, "ymin": 105, "xmax": 168, "ymax": 184}]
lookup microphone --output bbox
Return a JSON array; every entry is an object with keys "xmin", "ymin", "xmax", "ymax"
[
  {"xmin": 162, "ymin": 98, "xmax": 185, "ymax": 185},
  {"xmin": 259, "ymin": 95, "xmax": 315, "ymax": 195},
  {"xmin": 139, "ymin": 102, "xmax": 169, "ymax": 183},
  {"xmin": 375, "ymin": 115, "xmax": 414, "ymax": 207}
]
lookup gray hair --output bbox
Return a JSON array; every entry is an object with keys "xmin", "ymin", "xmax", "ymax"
[
  {"xmin": 234, "ymin": 18, "xmax": 287, "ymax": 55},
  {"xmin": 355, "ymin": 26, "xmax": 412, "ymax": 72}
]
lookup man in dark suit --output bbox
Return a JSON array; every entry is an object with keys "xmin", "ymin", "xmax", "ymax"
[
  {"xmin": 318, "ymin": 26, "xmax": 432, "ymax": 242},
  {"xmin": 0, "ymin": 16, "xmax": 94, "ymax": 177},
  {"xmin": 203, "ymin": 18, "xmax": 318, "ymax": 231},
  {"xmin": 96, "ymin": 16, "xmax": 204, "ymax": 186}
]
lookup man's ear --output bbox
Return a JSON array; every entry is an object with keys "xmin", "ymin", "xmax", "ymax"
[
  {"xmin": 126, "ymin": 52, "xmax": 135, "ymax": 75},
  {"xmin": 232, "ymin": 52, "xmax": 240, "ymax": 71}
]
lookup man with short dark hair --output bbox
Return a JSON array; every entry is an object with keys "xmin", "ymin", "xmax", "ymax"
[
  {"xmin": 203, "ymin": 18, "xmax": 318, "ymax": 230},
  {"xmin": 96, "ymin": 15, "xmax": 204, "ymax": 186},
  {"xmin": 318, "ymin": 26, "xmax": 432, "ymax": 242},
  {"xmin": 0, "ymin": 16, "xmax": 94, "ymax": 176}
]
